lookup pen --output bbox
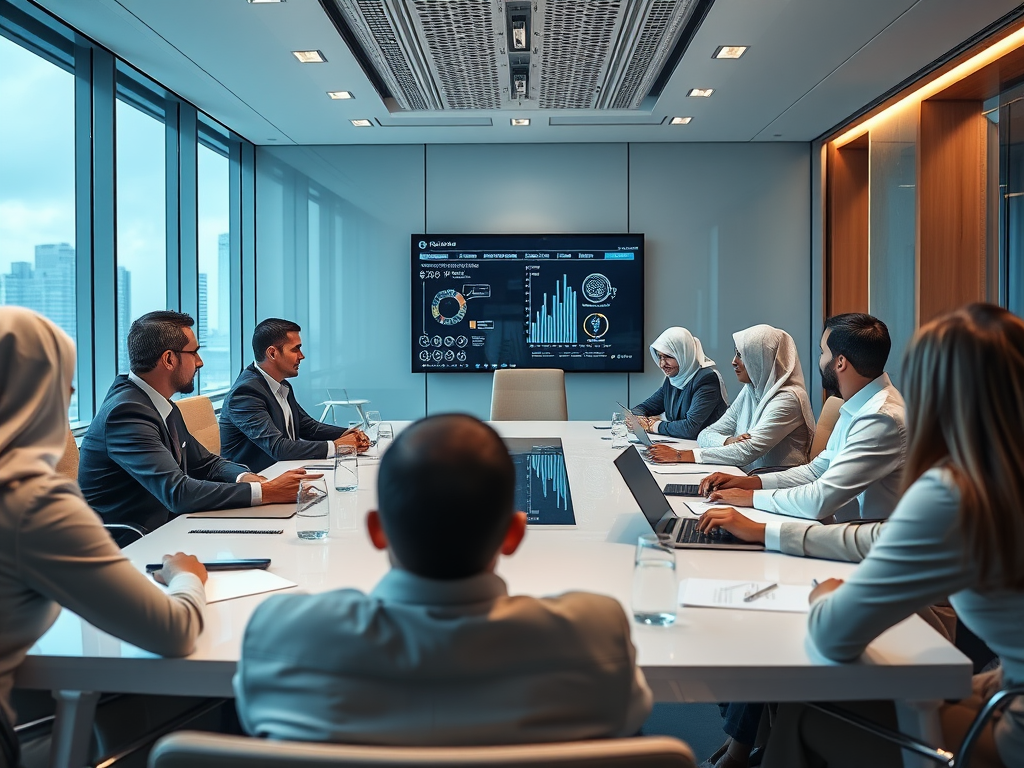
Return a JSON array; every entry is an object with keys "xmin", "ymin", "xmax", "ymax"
[
  {"xmin": 811, "ymin": 579, "xmax": 819, "ymax": 588},
  {"xmin": 743, "ymin": 582, "xmax": 778, "ymax": 602}
]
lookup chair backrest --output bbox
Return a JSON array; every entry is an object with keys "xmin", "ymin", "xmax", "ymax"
[
  {"xmin": 176, "ymin": 396, "xmax": 220, "ymax": 454},
  {"xmin": 55, "ymin": 428, "xmax": 80, "ymax": 481},
  {"xmin": 490, "ymin": 369, "xmax": 568, "ymax": 421},
  {"xmin": 808, "ymin": 396, "xmax": 843, "ymax": 460},
  {"xmin": 149, "ymin": 732, "xmax": 696, "ymax": 768}
]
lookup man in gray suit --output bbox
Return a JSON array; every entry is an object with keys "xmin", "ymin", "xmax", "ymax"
[{"xmin": 234, "ymin": 414, "xmax": 652, "ymax": 745}]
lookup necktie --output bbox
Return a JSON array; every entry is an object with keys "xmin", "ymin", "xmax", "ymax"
[
  {"xmin": 166, "ymin": 406, "xmax": 187, "ymax": 466},
  {"xmin": 280, "ymin": 383, "xmax": 295, "ymax": 439}
]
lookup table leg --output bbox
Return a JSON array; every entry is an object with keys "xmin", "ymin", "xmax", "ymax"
[
  {"xmin": 894, "ymin": 699, "xmax": 946, "ymax": 768},
  {"xmin": 320, "ymin": 404, "xmax": 331, "ymax": 423},
  {"xmin": 49, "ymin": 690, "xmax": 99, "ymax": 768}
]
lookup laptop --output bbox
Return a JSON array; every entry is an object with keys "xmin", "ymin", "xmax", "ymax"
[
  {"xmin": 614, "ymin": 445, "xmax": 764, "ymax": 550},
  {"xmin": 615, "ymin": 402, "xmax": 674, "ymax": 448}
]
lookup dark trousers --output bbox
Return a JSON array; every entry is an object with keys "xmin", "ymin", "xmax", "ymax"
[{"xmin": 719, "ymin": 702, "xmax": 765, "ymax": 745}]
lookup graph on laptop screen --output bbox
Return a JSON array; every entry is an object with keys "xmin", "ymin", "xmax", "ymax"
[
  {"xmin": 412, "ymin": 234, "xmax": 644, "ymax": 373},
  {"xmin": 504, "ymin": 438, "xmax": 576, "ymax": 525}
]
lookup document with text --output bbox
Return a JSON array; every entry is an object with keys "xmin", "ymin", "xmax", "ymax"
[{"xmin": 679, "ymin": 578, "xmax": 812, "ymax": 613}]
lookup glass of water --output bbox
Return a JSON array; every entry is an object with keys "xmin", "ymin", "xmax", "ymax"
[
  {"xmin": 364, "ymin": 410, "xmax": 381, "ymax": 446},
  {"xmin": 296, "ymin": 476, "xmax": 330, "ymax": 540},
  {"xmin": 631, "ymin": 533, "xmax": 677, "ymax": 625},
  {"xmin": 376, "ymin": 422, "xmax": 394, "ymax": 456},
  {"xmin": 611, "ymin": 411, "xmax": 629, "ymax": 449},
  {"xmin": 334, "ymin": 445, "xmax": 359, "ymax": 491}
]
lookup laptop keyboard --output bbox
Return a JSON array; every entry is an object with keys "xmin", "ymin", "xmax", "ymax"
[{"xmin": 666, "ymin": 517, "xmax": 738, "ymax": 544}]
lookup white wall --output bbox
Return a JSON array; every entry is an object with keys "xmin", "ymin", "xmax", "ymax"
[{"xmin": 255, "ymin": 142, "xmax": 811, "ymax": 422}]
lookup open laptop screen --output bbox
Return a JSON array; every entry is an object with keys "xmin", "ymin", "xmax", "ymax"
[
  {"xmin": 613, "ymin": 445, "xmax": 674, "ymax": 533},
  {"xmin": 504, "ymin": 438, "xmax": 576, "ymax": 526}
]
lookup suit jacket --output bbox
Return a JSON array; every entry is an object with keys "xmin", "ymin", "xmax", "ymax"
[
  {"xmin": 79, "ymin": 375, "xmax": 252, "ymax": 531},
  {"xmin": 219, "ymin": 364, "xmax": 346, "ymax": 473},
  {"xmin": 234, "ymin": 569, "xmax": 653, "ymax": 746},
  {"xmin": 633, "ymin": 367, "xmax": 728, "ymax": 439}
]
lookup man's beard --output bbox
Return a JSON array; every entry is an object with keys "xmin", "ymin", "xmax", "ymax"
[
  {"xmin": 173, "ymin": 370, "xmax": 197, "ymax": 395},
  {"xmin": 820, "ymin": 357, "xmax": 840, "ymax": 399}
]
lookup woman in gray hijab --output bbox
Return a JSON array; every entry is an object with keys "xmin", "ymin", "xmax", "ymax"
[{"xmin": 0, "ymin": 307, "xmax": 207, "ymax": 744}]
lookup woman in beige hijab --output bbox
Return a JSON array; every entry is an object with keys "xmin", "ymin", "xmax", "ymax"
[
  {"xmin": 649, "ymin": 324, "xmax": 815, "ymax": 471},
  {"xmin": 0, "ymin": 307, "xmax": 207, "ymax": 743}
]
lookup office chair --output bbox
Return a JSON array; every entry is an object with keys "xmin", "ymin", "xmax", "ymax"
[
  {"xmin": 149, "ymin": 733, "xmax": 697, "ymax": 768},
  {"xmin": 807, "ymin": 683, "xmax": 1024, "ymax": 767},
  {"xmin": 808, "ymin": 396, "xmax": 843, "ymax": 460},
  {"xmin": 176, "ymin": 395, "xmax": 220, "ymax": 454},
  {"xmin": 490, "ymin": 369, "xmax": 569, "ymax": 421}
]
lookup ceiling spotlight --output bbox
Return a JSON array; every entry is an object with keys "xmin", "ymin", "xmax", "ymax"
[
  {"xmin": 712, "ymin": 45, "xmax": 748, "ymax": 59},
  {"xmin": 687, "ymin": 88, "xmax": 714, "ymax": 98},
  {"xmin": 350, "ymin": 119, "xmax": 373, "ymax": 127},
  {"xmin": 292, "ymin": 50, "xmax": 326, "ymax": 63},
  {"xmin": 670, "ymin": 116, "xmax": 692, "ymax": 125},
  {"xmin": 510, "ymin": 118, "xmax": 530, "ymax": 126},
  {"xmin": 328, "ymin": 91, "xmax": 354, "ymax": 100}
]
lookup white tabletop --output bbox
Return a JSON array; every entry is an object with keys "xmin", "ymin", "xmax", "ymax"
[{"xmin": 18, "ymin": 421, "xmax": 972, "ymax": 706}]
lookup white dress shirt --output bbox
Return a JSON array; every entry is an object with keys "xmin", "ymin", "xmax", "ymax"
[
  {"xmin": 254, "ymin": 363, "xmax": 335, "ymax": 458},
  {"xmin": 128, "ymin": 372, "xmax": 261, "ymax": 504},
  {"xmin": 753, "ymin": 373, "xmax": 905, "ymax": 522}
]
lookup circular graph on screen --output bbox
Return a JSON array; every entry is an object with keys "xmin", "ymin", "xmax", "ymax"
[
  {"xmin": 431, "ymin": 290, "xmax": 468, "ymax": 325},
  {"xmin": 583, "ymin": 313, "xmax": 609, "ymax": 339},
  {"xmin": 582, "ymin": 273, "xmax": 617, "ymax": 303}
]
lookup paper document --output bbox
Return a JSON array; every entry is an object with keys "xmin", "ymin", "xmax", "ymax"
[
  {"xmin": 204, "ymin": 570, "xmax": 298, "ymax": 604},
  {"xmin": 679, "ymin": 578, "xmax": 812, "ymax": 613}
]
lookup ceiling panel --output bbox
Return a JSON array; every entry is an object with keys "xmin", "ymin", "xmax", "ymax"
[{"xmin": 31, "ymin": 0, "xmax": 1024, "ymax": 145}]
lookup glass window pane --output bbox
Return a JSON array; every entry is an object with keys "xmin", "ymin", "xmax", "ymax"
[
  {"xmin": 0, "ymin": 35, "xmax": 79, "ymax": 420},
  {"xmin": 115, "ymin": 97, "xmax": 166, "ymax": 373},
  {"xmin": 197, "ymin": 143, "xmax": 232, "ymax": 394}
]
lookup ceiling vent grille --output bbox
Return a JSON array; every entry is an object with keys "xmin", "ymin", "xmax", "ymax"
[{"xmin": 322, "ymin": 0, "xmax": 711, "ymax": 111}]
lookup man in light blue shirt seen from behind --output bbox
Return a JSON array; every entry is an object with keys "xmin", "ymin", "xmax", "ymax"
[{"xmin": 700, "ymin": 314, "xmax": 906, "ymax": 534}]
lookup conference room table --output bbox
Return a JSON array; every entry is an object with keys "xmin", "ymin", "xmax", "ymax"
[{"xmin": 18, "ymin": 421, "xmax": 971, "ymax": 768}]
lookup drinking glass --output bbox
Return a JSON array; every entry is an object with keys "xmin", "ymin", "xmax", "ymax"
[
  {"xmin": 334, "ymin": 445, "xmax": 359, "ymax": 491},
  {"xmin": 376, "ymin": 422, "xmax": 394, "ymax": 456},
  {"xmin": 631, "ymin": 533, "xmax": 677, "ymax": 625},
  {"xmin": 296, "ymin": 476, "xmax": 330, "ymax": 540},
  {"xmin": 364, "ymin": 410, "xmax": 382, "ymax": 446},
  {"xmin": 611, "ymin": 411, "xmax": 629, "ymax": 449}
]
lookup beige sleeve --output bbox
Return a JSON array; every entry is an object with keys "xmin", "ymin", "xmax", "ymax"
[
  {"xmin": 779, "ymin": 521, "xmax": 883, "ymax": 562},
  {"xmin": 18, "ymin": 481, "xmax": 205, "ymax": 657}
]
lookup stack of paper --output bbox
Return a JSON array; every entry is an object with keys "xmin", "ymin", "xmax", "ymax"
[{"xmin": 679, "ymin": 578, "xmax": 812, "ymax": 613}]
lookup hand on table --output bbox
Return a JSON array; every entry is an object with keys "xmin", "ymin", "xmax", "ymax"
[
  {"xmin": 724, "ymin": 433, "xmax": 751, "ymax": 446},
  {"xmin": 810, "ymin": 578, "xmax": 844, "ymax": 604},
  {"xmin": 695, "ymin": 507, "xmax": 766, "ymax": 543},
  {"xmin": 260, "ymin": 468, "xmax": 319, "ymax": 504},
  {"xmin": 647, "ymin": 445, "xmax": 695, "ymax": 463},
  {"xmin": 698, "ymin": 472, "xmax": 762, "ymax": 496},
  {"xmin": 337, "ymin": 429, "xmax": 370, "ymax": 453},
  {"xmin": 237, "ymin": 472, "xmax": 267, "ymax": 483},
  {"xmin": 152, "ymin": 552, "xmax": 208, "ymax": 585}
]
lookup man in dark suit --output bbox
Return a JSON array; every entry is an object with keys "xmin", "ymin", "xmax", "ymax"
[
  {"xmin": 219, "ymin": 318, "xmax": 368, "ymax": 473},
  {"xmin": 79, "ymin": 311, "xmax": 310, "ymax": 532}
]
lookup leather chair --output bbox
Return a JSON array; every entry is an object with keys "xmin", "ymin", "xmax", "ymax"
[
  {"xmin": 176, "ymin": 395, "xmax": 220, "ymax": 454},
  {"xmin": 808, "ymin": 396, "xmax": 843, "ymax": 460},
  {"xmin": 490, "ymin": 369, "xmax": 568, "ymax": 421},
  {"xmin": 149, "ymin": 733, "xmax": 697, "ymax": 768}
]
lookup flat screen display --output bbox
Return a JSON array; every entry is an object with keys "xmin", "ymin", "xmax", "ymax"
[
  {"xmin": 412, "ymin": 233, "xmax": 644, "ymax": 373},
  {"xmin": 504, "ymin": 438, "xmax": 575, "ymax": 526}
]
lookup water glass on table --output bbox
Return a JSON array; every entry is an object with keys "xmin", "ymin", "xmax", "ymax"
[
  {"xmin": 376, "ymin": 422, "xmax": 394, "ymax": 456},
  {"xmin": 364, "ymin": 410, "xmax": 381, "ymax": 446},
  {"xmin": 611, "ymin": 411, "xmax": 629, "ymax": 449},
  {"xmin": 631, "ymin": 533, "xmax": 678, "ymax": 626},
  {"xmin": 296, "ymin": 476, "xmax": 330, "ymax": 540},
  {"xmin": 334, "ymin": 445, "xmax": 359, "ymax": 491}
]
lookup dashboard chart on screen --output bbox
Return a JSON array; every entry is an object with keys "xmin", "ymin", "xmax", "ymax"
[
  {"xmin": 412, "ymin": 234, "xmax": 644, "ymax": 373},
  {"xmin": 504, "ymin": 438, "xmax": 575, "ymax": 526}
]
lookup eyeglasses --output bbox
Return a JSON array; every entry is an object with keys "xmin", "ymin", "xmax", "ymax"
[{"xmin": 173, "ymin": 347, "xmax": 202, "ymax": 359}]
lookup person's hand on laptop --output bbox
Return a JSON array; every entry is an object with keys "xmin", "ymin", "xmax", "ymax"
[
  {"xmin": 699, "ymin": 472, "xmax": 761, "ymax": 496},
  {"xmin": 647, "ymin": 445, "xmax": 695, "ymax": 463},
  {"xmin": 260, "ymin": 468, "xmax": 318, "ymax": 504},
  {"xmin": 696, "ymin": 508, "xmax": 766, "ymax": 543}
]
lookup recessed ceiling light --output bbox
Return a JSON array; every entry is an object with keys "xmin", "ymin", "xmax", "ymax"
[
  {"xmin": 712, "ymin": 45, "xmax": 748, "ymax": 59},
  {"xmin": 510, "ymin": 118, "xmax": 530, "ymax": 126},
  {"xmin": 328, "ymin": 91, "xmax": 354, "ymax": 100},
  {"xmin": 350, "ymin": 119, "xmax": 373, "ymax": 127},
  {"xmin": 687, "ymin": 88, "xmax": 714, "ymax": 98},
  {"xmin": 670, "ymin": 116, "xmax": 692, "ymax": 125},
  {"xmin": 292, "ymin": 50, "xmax": 326, "ymax": 63}
]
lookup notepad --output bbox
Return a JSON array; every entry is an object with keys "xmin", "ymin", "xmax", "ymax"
[
  {"xmin": 679, "ymin": 578, "xmax": 812, "ymax": 613},
  {"xmin": 203, "ymin": 570, "xmax": 298, "ymax": 603}
]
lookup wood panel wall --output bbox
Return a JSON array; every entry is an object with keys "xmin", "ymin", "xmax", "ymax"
[
  {"xmin": 917, "ymin": 100, "xmax": 988, "ymax": 323},
  {"xmin": 826, "ymin": 142, "xmax": 869, "ymax": 316}
]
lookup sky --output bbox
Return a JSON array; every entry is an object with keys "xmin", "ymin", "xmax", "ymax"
[{"xmin": 0, "ymin": 35, "xmax": 231, "ymax": 332}]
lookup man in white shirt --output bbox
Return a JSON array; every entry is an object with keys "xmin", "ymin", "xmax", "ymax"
[
  {"xmin": 700, "ymin": 314, "xmax": 906, "ymax": 523},
  {"xmin": 219, "ymin": 318, "xmax": 368, "ymax": 473},
  {"xmin": 235, "ymin": 414, "xmax": 652, "ymax": 745}
]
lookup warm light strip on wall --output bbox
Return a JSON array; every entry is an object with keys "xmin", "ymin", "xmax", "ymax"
[{"xmin": 833, "ymin": 24, "xmax": 1024, "ymax": 147}]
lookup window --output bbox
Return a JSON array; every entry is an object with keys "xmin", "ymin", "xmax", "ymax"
[
  {"xmin": 0, "ymin": 33, "xmax": 79, "ymax": 419},
  {"xmin": 197, "ymin": 140, "xmax": 232, "ymax": 393},
  {"xmin": 115, "ymin": 83, "xmax": 167, "ymax": 373}
]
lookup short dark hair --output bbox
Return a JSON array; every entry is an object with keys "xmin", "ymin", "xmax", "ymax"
[
  {"xmin": 376, "ymin": 414, "xmax": 516, "ymax": 580},
  {"xmin": 128, "ymin": 311, "xmax": 194, "ymax": 374},
  {"xmin": 824, "ymin": 313, "xmax": 891, "ymax": 379},
  {"xmin": 252, "ymin": 318, "xmax": 301, "ymax": 361}
]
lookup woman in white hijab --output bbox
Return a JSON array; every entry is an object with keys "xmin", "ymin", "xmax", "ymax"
[
  {"xmin": 631, "ymin": 327, "xmax": 729, "ymax": 440},
  {"xmin": 0, "ymin": 307, "xmax": 208, "ymax": 740},
  {"xmin": 648, "ymin": 324, "xmax": 815, "ymax": 471}
]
